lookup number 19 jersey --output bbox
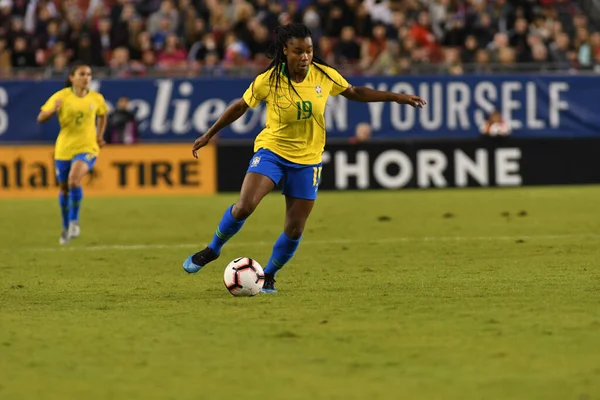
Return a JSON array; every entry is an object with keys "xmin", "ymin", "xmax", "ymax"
[{"xmin": 242, "ymin": 63, "xmax": 349, "ymax": 165}]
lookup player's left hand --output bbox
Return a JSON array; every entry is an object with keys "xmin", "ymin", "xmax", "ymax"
[
  {"xmin": 97, "ymin": 137, "xmax": 106, "ymax": 147},
  {"xmin": 396, "ymin": 94, "xmax": 427, "ymax": 108},
  {"xmin": 192, "ymin": 134, "xmax": 212, "ymax": 158}
]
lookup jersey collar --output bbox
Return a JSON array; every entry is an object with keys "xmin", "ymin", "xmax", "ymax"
[
  {"xmin": 281, "ymin": 63, "xmax": 310, "ymax": 81},
  {"xmin": 71, "ymin": 87, "xmax": 90, "ymax": 97}
]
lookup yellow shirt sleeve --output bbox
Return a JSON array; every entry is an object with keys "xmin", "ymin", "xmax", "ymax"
[
  {"xmin": 95, "ymin": 93, "xmax": 108, "ymax": 116},
  {"xmin": 242, "ymin": 71, "xmax": 271, "ymax": 108},
  {"xmin": 324, "ymin": 66, "xmax": 350, "ymax": 96},
  {"xmin": 41, "ymin": 90, "xmax": 64, "ymax": 112}
]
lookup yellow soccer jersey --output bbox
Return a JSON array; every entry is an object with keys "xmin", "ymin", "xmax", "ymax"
[
  {"xmin": 242, "ymin": 63, "xmax": 349, "ymax": 165},
  {"xmin": 41, "ymin": 88, "xmax": 108, "ymax": 160}
]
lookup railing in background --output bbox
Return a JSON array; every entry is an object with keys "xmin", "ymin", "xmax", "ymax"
[
  {"xmin": 1, "ymin": 62, "xmax": 599, "ymax": 81},
  {"xmin": 0, "ymin": 74, "xmax": 598, "ymax": 144}
]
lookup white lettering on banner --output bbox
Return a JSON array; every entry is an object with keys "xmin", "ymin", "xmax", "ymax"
[
  {"xmin": 0, "ymin": 87, "xmax": 8, "ymax": 136},
  {"xmin": 192, "ymin": 99, "xmax": 227, "ymax": 133},
  {"xmin": 447, "ymin": 82, "xmax": 470, "ymax": 129},
  {"xmin": 366, "ymin": 83, "xmax": 387, "ymax": 130},
  {"xmin": 325, "ymin": 95, "xmax": 348, "ymax": 131},
  {"xmin": 549, "ymin": 82, "xmax": 569, "ymax": 128},
  {"xmin": 172, "ymin": 82, "xmax": 193, "ymax": 133},
  {"xmin": 417, "ymin": 150, "xmax": 447, "ymax": 187},
  {"xmin": 419, "ymin": 83, "xmax": 443, "ymax": 130},
  {"xmin": 85, "ymin": 78, "xmax": 573, "ymax": 137},
  {"xmin": 151, "ymin": 79, "xmax": 172, "ymax": 134},
  {"xmin": 324, "ymin": 148, "xmax": 522, "ymax": 189},
  {"xmin": 495, "ymin": 148, "xmax": 522, "ymax": 186},
  {"xmin": 526, "ymin": 82, "xmax": 545, "ymax": 129},
  {"xmin": 373, "ymin": 150, "xmax": 413, "ymax": 188},
  {"xmin": 454, "ymin": 149, "xmax": 489, "ymax": 187},
  {"xmin": 502, "ymin": 82, "xmax": 522, "ymax": 129},
  {"xmin": 333, "ymin": 151, "xmax": 369, "ymax": 189},
  {"xmin": 474, "ymin": 82, "xmax": 497, "ymax": 127}
]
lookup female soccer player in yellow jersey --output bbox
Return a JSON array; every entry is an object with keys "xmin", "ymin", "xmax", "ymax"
[
  {"xmin": 37, "ymin": 64, "xmax": 108, "ymax": 245},
  {"xmin": 184, "ymin": 23, "xmax": 426, "ymax": 292}
]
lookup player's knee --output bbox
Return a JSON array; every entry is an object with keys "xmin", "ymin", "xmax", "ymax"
[
  {"xmin": 59, "ymin": 183, "xmax": 69, "ymax": 194},
  {"xmin": 68, "ymin": 178, "xmax": 81, "ymax": 189},
  {"xmin": 232, "ymin": 201, "xmax": 256, "ymax": 220},
  {"xmin": 284, "ymin": 220, "xmax": 305, "ymax": 240}
]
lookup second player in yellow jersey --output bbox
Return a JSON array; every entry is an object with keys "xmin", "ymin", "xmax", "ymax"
[{"xmin": 37, "ymin": 64, "xmax": 108, "ymax": 245}]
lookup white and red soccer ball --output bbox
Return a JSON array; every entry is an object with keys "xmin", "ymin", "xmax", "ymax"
[{"xmin": 223, "ymin": 257, "xmax": 265, "ymax": 296}]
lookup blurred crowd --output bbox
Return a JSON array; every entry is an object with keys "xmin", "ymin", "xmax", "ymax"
[{"xmin": 0, "ymin": 0, "xmax": 599, "ymax": 79}]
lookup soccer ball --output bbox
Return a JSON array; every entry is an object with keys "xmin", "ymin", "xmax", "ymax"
[{"xmin": 223, "ymin": 257, "xmax": 265, "ymax": 297}]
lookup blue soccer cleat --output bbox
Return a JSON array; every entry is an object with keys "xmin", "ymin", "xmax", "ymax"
[
  {"xmin": 183, "ymin": 247, "xmax": 219, "ymax": 274},
  {"xmin": 261, "ymin": 273, "xmax": 278, "ymax": 293}
]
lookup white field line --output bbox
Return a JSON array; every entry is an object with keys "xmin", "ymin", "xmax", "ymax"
[{"xmin": 21, "ymin": 233, "xmax": 600, "ymax": 252}]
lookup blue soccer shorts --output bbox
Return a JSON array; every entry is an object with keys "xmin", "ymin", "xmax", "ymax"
[
  {"xmin": 247, "ymin": 148, "xmax": 323, "ymax": 201},
  {"xmin": 54, "ymin": 153, "xmax": 97, "ymax": 183}
]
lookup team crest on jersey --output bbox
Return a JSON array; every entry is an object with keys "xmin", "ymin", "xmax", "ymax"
[
  {"xmin": 315, "ymin": 85, "xmax": 322, "ymax": 94},
  {"xmin": 251, "ymin": 156, "xmax": 261, "ymax": 167},
  {"xmin": 90, "ymin": 104, "xmax": 94, "ymax": 110}
]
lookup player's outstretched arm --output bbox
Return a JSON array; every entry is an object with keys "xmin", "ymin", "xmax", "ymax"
[
  {"xmin": 192, "ymin": 98, "xmax": 249, "ymax": 158},
  {"xmin": 340, "ymin": 86, "xmax": 426, "ymax": 108}
]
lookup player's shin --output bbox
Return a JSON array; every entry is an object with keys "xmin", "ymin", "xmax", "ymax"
[
  {"xmin": 208, "ymin": 205, "xmax": 246, "ymax": 254},
  {"xmin": 59, "ymin": 191, "xmax": 69, "ymax": 229},
  {"xmin": 69, "ymin": 186, "xmax": 83, "ymax": 222},
  {"xmin": 264, "ymin": 232, "xmax": 301, "ymax": 275}
]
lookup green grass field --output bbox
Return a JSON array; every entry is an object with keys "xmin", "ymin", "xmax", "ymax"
[{"xmin": 1, "ymin": 186, "xmax": 599, "ymax": 400}]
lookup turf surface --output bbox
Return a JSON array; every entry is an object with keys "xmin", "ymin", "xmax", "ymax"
[{"xmin": 1, "ymin": 187, "xmax": 599, "ymax": 399}]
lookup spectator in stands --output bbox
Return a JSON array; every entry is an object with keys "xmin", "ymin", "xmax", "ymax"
[
  {"xmin": 45, "ymin": 50, "xmax": 68, "ymax": 77},
  {"xmin": 11, "ymin": 36, "xmax": 36, "ymax": 68},
  {"xmin": 150, "ymin": 16, "xmax": 171, "ymax": 51},
  {"xmin": 480, "ymin": 109, "xmax": 511, "ymax": 137},
  {"xmin": 157, "ymin": 33, "xmax": 186, "ymax": 70},
  {"xmin": 200, "ymin": 50, "xmax": 224, "ymax": 76},
  {"xmin": 360, "ymin": 23, "xmax": 387, "ymax": 70},
  {"xmin": 7, "ymin": 16, "xmax": 28, "ymax": 48},
  {"xmin": 0, "ymin": 0, "xmax": 597, "ymax": 77},
  {"xmin": 336, "ymin": 26, "xmax": 361, "ymax": 64},
  {"xmin": 349, "ymin": 122, "xmax": 372, "ymax": 144},
  {"xmin": 474, "ymin": 49, "xmax": 493, "ymax": 74},
  {"xmin": 109, "ymin": 46, "xmax": 131, "ymax": 76},
  {"xmin": 576, "ymin": 27, "xmax": 592, "ymax": 68},
  {"xmin": 461, "ymin": 35, "xmax": 478, "ymax": 64},
  {"xmin": 147, "ymin": 0, "xmax": 178, "ymax": 36},
  {"xmin": 37, "ymin": 18, "xmax": 61, "ymax": 50},
  {"xmin": 317, "ymin": 35, "xmax": 335, "ymax": 65},
  {"xmin": 509, "ymin": 17, "xmax": 531, "ymax": 62},
  {"xmin": 248, "ymin": 21, "xmax": 269, "ymax": 57},
  {"xmin": 0, "ymin": 37, "xmax": 11, "ymax": 76}
]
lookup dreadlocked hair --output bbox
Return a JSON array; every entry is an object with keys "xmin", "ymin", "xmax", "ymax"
[{"xmin": 248, "ymin": 23, "xmax": 346, "ymax": 127}]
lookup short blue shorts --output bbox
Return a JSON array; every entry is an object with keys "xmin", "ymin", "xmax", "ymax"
[
  {"xmin": 55, "ymin": 153, "xmax": 97, "ymax": 183},
  {"xmin": 247, "ymin": 148, "xmax": 322, "ymax": 201}
]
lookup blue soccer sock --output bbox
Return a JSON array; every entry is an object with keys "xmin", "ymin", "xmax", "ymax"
[
  {"xmin": 264, "ymin": 233, "xmax": 301, "ymax": 275},
  {"xmin": 69, "ymin": 186, "xmax": 83, "ymax": 223},
  {"xmin": 208, "ymin": 205, "xmax": 246, "ymax": 254},
  {"xmin": 59, "ymin": 192, "xmax": 69, "ymax": 229}
]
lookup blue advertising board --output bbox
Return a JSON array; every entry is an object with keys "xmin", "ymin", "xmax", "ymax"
[{"xmin": 0, "ymin": 75, "xmax": 597, "ymax": 143}]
